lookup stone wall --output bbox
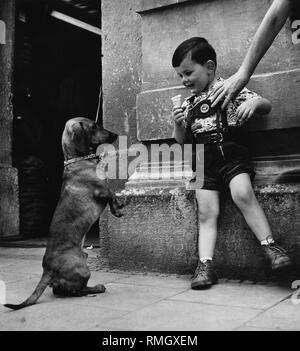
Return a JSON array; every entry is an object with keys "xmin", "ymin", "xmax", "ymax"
[
  {"xmin": 99, "ymin": 0, "xmax": 300, "ymax": 279},
  {"xmin": 102, "ymin": 0, "xmax": 142, "ymax": 145},
  {"xmin": 101, "ymin": 185, "xmax": 300, "ymax": 280},
  {"xmin": 136, "ymin": 0, "xmax": 300, "ymax": 140},
  {"xmin": 0, "ymin": 0, "xmax": 19, "ymax": 238}
]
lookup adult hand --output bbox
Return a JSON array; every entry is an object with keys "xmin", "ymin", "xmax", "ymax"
[{"xmin": 211, "ymin": 69, "xmax": 250, "ymax": 110}]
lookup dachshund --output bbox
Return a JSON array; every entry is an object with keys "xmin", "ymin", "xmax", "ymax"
[{"xmin": 4, "ymin": 117, "xmax": 124, "ymax": 310}]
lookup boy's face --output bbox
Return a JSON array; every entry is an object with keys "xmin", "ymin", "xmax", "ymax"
[{"xmin": 175, "ymin": 52, "xmax": 213, "ymax": 95}]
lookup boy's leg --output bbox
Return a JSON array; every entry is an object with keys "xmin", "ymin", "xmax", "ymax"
[
  {"xmin": 229, "ymin": 173, "xmax": 291, "ymax": 269},
  {"xmin": 192, "ymin": 189, "xmax": 219, "ymax": 289},
  {"xmin": 229, "ymin": 173, "xmax": 271, "ymax": 241},
  {"xmin": 196, "ymin": 189, "xmax": 220, "ymax": 258}
]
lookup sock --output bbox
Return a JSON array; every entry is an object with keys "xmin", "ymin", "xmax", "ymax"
[
  {"xmin": 200, "ymin": 257, "xmax": 212, "ymax": 263},
  {"xmin": 260, "ymin": 235, "xmax": 275, "ymax": 246}
]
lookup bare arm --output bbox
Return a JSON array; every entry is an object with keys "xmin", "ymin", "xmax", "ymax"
[
  {"xmin": 236, "ymin": 97, "xmax": 272, "ymax": 125},
  {"xmin": 212, "ymin": 0, "xmax": 293, "ymax": 109},
  {"xmin": 172, "ymin": 107, "xmax": 189, "ymax": 144}
]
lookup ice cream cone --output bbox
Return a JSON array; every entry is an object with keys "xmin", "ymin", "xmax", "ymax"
[{"xmin": 171, "ymin": 94, "xmax": 182, "ymax": 108}]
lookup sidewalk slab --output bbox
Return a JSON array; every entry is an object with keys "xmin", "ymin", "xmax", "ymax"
[
  {"xmin": 235, "ymin": 325, "xmax": 286, "ymax": 331},
  {"xmin": 56, "ymin": 282, "xmax": 188, "ymax": 312},
  {"xmin": 4, "ymin": 277, "xmax": 53, "ymax": 304},
  {"xmin": 0, "ymin": 271, "xmax": 39, "ymax": 284},
  {"xmin": 0, "ymin": 259, "xmax": 43, "ymax": 275},
  {"xmin": 0, "ymin": 247, "xmax": 298, "ymax": 331},
  {"xmin": 95, "ymin": 299, "xmax": 262, "ymax": 331},
  {"xmin": 0, "ymin": 247, "xmax": 45, "ymax": 258},
  {"xmin": 88, "ymin": 270, "xmax": 132, "ymax": 285},
  {"xmin": 115, "ymin": 273, "xmax": 191, "ymax": 289},
  {"xmin": 168, "ymin": 281, "xmax": 292, "ymax": 310},
  {"xmin": 0, "ymin": 302, "xmax": 127, "ymax": 331},
  {"xmin": 244, "ymin": 299, "xmax": 300, "ymax": 331}
]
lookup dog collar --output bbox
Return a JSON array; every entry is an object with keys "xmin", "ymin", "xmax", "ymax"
[{"xmin": 64, "ymin": 153, "xmax": 105, "ymax": 167}]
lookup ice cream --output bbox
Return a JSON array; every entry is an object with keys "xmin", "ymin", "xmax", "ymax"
[{"xmin": 171, "ymin": 94, "xmax": 182, "ymax": 108}]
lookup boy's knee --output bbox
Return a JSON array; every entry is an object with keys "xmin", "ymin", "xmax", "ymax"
[
  {"xmin": 231, "ymin": 186, "xmax": 255, "ymax": 208},
  {"xmin": 198, "ymin": 204, "xmax": 219, "ymax": 223}
]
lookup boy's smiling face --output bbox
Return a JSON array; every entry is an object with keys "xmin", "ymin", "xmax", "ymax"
[{"xmin": 175, "ymin": 52, "xmax": 215, "ymax": 95}]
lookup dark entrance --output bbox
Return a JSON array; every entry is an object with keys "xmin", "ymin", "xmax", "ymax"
[{"xmin": 13, "ymin": 0, "xmax": 101, "ymax": 240}]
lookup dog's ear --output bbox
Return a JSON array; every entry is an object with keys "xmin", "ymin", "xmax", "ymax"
[{"xmin": 70, "ymin": 122, "xmax": 89, "ymax": 154}]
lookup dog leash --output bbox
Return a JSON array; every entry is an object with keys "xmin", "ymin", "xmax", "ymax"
[{"xmin": 64, "ymin": 152, "xmax": 105, "ymax": 167}]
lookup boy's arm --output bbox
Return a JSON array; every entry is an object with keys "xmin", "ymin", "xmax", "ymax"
[
  {"xmin": 173, "ymin": 125, "xmax": 187, "ymax": 144},
  {"xmin": 172, "ymin": 107, "xmax": 190, "ymax": 144},
  {"xmin": 236, "ymin": 96, "xmax": 271, "ymax": 125}
]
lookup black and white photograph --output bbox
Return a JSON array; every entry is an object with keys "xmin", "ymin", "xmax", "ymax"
[{"xmin": 0, "ymin": 0, "xmax": 299, "ymax": 337}]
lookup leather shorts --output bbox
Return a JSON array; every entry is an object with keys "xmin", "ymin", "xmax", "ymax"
[{"xmin": 191, "ymin": 141, "xmax": 255, "ymax": 191}]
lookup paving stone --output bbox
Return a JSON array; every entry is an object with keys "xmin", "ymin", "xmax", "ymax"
[
  {"xmin": 4, "ymin": 276, "xmax": 53, "ymax": 305},
  {"xmin": 56, "ymin": 282, "xmax": 187, "ymax": 312},
  {"xmin": 0, "ymin": 247, "xmax": 298, "ymax": 331},
  {"xmin": 0, "ymin": 259, "xmax": 43, "ymax": 275},
  {"xmin": 235, "ymin": 325, "xmax": 285, "ymax": 331},
  {"xmin": 98, "ymin": 300, "xmax": 262, "ymax": 331},
  {"xmin": 0, "ymin": 247, "xmax": 45, "ymax": 258},
  {"xmin": 0, "ymin": 302, "xmax": 126, "ymax": 331},
  {"xmin": 168, "ymin": 282, "xmax": 292, "ymax": 310},
  {"xmin": 0, "ymin": 271, "xmax": 38, "ymax": 284},
  {"xmin": 245, "ymin": 299, "xmax": 300, "ymax": 331},
  {"xmin": 88, "ymin": 271, "xmax": 131, "ymax": 285},
  {"xmin": 115, "ymin": 274, "xmax": 191, "ymax": 289}
]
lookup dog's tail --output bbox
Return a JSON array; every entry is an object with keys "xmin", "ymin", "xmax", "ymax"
[{"xmin": 4, "ymin": 271, "xmax": 52, "ymax": 310}]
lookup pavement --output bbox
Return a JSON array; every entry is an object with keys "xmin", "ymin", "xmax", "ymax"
[{"xmin": 0, "ymin": 246, "xmax": 300, "ymax": 331}]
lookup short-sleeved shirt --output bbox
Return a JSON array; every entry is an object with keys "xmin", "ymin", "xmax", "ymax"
[{"xmin": 181, "ymin": 77, "xmax": 260, "ymax": 138}]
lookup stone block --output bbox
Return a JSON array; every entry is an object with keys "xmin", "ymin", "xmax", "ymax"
[
  {"xmin": 137, "ymin": 70, "xmax": 300, "ymax": 141},
  {"xmin": 137, "ymin": 87, "xmax": 189, "ymax": 140},
  {"xmin": 136, "ymin": 0, "xmax": 192, "ymax": 13},
  {"xmin": 100, "ymin": 184, "xmax": 300, "ymax": 280},
  {"xmin": 103, "ymin": 187, "xmax": 198, "ymax": 274}
]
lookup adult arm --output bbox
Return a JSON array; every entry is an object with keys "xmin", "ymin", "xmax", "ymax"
[{"xmin": 211, "ymin": 0, "xmax": 293, "ymax": 109}]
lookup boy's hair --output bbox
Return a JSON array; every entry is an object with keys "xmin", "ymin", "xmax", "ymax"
[{"xmin": 172, "ymin": 37, "xmax": 217, "ymax": 68}]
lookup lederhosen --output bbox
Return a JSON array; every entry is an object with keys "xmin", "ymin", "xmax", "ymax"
[{"xmin": 186, "ymin": 97, "xmax": 255, "ymax": 190}]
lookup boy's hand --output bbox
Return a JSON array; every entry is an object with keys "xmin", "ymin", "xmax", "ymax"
[
  {"xmin": 172, "ymin": 107, "xmax": 186, "ymax": 126},
  {"xmin": 236, "ymin": 98, "xmax": 260, "ymax": 125}
]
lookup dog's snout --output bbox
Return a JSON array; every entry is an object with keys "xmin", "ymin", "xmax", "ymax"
[{"xmin": 97, "ymin": 128, "xmax": 118, "ymax": 144}]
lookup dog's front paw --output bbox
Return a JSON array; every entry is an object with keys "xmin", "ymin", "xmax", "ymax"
[
  {"xmin": 110, "ymin": 198, "xmax": 125, "ymax": 217},
  {"xmin": 117, "ymin": 201, "xmax": 125, "ymax": 209},
  {"xmin": 111, "ymin": 207, "xmax": 124, "ymax": 218}
]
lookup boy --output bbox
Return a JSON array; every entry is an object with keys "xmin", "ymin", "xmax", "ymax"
[{"xmin": 171, "ymin": 37, "xmax": 291, "ymax": 289}]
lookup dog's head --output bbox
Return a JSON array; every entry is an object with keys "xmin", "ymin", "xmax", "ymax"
[{"xmin": 62, "ymin": 117, "xmax": 118, "ymax": 159}]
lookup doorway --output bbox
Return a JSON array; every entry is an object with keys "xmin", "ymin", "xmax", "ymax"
[{"xmin": 13, "ymin": 0, "xmax": 101, "ymax": 243}]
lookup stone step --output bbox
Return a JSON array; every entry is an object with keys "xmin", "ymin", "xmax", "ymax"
[{"xmin": 99, "ymin": 183, "xmax": 300, "ymax": 281}]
